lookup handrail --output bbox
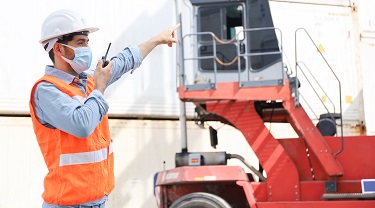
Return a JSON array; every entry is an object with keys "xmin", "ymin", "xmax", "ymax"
[
  {"xmin": 296, "ymin": 62, "xmax": 338, "ymax": 126},
  {"xmin": 182, "ymin": 27, "xmax": 284, "ymax": 88},
  {"xmin": 182, "ymin": 32, "xmax": 218, "ymax": 88},
  {"xmin": 236, "ymin": 27, "xmax": 283, "ymax": 86},
  {"xmin": 297, "ymin": 61, "xmax": 336, "ymax": 113},
  {"xmin": 295, "ymin": 28, "xmax": 344, "ymax": 157},
  {"xmin": 299, "ymin": 94, "xmax": 319, "ymax": 120}
]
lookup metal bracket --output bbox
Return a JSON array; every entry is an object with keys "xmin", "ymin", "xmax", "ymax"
[
  {"xmin": 185, "ymin": 83, "xmax": 216, "ymax": 91},
  {"xmin": 240, "ymin": 79, "xmax": 284, "ymax": 88},
  {"xmin": 325, "ymin": 181, "xmax": 337, "ymax": 193}
]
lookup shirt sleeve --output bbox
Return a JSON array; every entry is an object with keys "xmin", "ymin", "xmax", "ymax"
[
  {"xmin": 87, "ymin": 45, "xmax": 143, "ymax": 85},
  {"xmin": 34, "ymin": 82, "xmax": 109, "ymax": 138}
]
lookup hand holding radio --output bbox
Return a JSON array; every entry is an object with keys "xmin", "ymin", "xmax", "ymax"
[{"xmin": 101, "ymin": 43, "xmax": 111, "ymax": 67}]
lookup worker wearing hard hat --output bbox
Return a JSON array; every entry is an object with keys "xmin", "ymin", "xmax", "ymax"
[{"xmin": 29, "ymin": 9, "xmax": 179, "ymax": 208}]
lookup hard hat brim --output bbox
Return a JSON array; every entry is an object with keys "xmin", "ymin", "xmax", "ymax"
[{"xmin": 39, "ymin": 27, "xmax": 99, "ymax": 44}]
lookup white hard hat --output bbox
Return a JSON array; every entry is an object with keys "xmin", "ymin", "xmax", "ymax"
[{"xmin": 40, "ymin": 9, "xmax": 98, "ymax": 51}]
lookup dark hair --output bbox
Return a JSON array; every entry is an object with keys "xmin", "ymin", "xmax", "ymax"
[{"xmin": 46, "ymin": 31, "xmax": 88, "ymax": 64}]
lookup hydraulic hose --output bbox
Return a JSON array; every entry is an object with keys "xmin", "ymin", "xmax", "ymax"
[{"xmin": 227, "ymin": 153, "xmax": 266, "ymax": 182}]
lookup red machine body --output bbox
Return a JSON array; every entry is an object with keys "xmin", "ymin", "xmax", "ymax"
[{"xmin": 155, "ymin": 80, "xmax": 375, "ymax": 207}]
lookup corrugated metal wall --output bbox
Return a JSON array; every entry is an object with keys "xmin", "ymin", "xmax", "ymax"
[
  {"xmin": 269, "ymin": 1, "xmax": 362, "ymax": 126},
  {"xmin": 360, "ymin": 38, "xmax": 375, "ymax": 135},
  {"xmin": 358, "ymin": 0, "xmax": 375, "ymax": 135}
]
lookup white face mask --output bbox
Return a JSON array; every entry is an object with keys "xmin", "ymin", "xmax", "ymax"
[{"xmin": 60, "ymin": 44, "xmax": 92, "ymax": 74}]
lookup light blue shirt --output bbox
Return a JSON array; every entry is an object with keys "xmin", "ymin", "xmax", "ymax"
[
  {"xmin": 34, "ymin": 45, "xmax": 142, "ymax": 137},
  {"xmin": 34, "ymin": 45, "xmax": 142, "ymax": 206}
]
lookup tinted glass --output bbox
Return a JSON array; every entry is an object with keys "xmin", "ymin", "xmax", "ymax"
[{"xmin": 198, "ymin": 4, "xmax": 245, "ymax": 71}]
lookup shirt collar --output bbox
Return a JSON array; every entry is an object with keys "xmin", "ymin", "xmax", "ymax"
[{"xmin": 45, "ymin": 65, "xmax": 88, "ymax": 84}]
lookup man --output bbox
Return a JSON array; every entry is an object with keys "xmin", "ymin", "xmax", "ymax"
[{"xmin": 29, "ymin": 9, "xmax": 179, "ymax": 208}]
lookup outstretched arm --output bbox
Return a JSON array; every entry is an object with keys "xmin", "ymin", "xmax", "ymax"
[{"xmin": 138, "ymin": 23, "xmax": 180, "ymax": 59}]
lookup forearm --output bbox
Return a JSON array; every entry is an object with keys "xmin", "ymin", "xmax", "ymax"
[
  {"xmin": 67, "ymin": 95, "xmax": 107, "ymax": 138},
  {"xmin": 109, "ymin": 46, "xmax": 143, "ymax": 80},
  {"xmin": 35, "ymin": 84, "xmax": 108, "ymax": 138},
  {"xmin": 138, "ymin": 36, "xmax": 160, "ymax": 59}
]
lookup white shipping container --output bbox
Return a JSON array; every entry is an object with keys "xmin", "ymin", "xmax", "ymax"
[
  {"xmin": 357, "ymin": 0, "xmax": 375, "ymax": 135},
  {"xmin": 268, "ymin": 1, "xmax": 364, "ymax": 128},
  {"xmin": 359, "ymin": 36, "xmax": 375, "ymax": 135},
  {"xmin": 0, "ymin": 0, "xmax": 372, "ymax": 132}
]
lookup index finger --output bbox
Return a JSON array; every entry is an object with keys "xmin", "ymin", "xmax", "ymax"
[{"xmin": 170, "ymin": 23, "xmax": 181, "ymax": 31}]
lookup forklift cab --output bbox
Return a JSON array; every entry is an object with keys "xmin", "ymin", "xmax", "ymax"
[{"xmin": 182, "ymin": 0, "xmax": 285, "ymax": 89}]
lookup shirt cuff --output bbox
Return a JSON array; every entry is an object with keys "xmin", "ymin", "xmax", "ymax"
[
  {"xmin": 127, "ymin": 45, "xmax": 143, "ymax": 73},
  {"xmin": 86, "ymin": 89, "xmax": 109, "ymax": 119}
]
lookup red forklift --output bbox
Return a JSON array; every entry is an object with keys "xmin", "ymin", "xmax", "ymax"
[{"xmin": 154, "ymin": 0, "xmax": 375, "ymax": 207}]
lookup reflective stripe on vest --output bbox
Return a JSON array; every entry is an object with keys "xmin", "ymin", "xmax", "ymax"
[{"xmin": 60, "ymin": 141, "xmax": 113, "ymax": 166}]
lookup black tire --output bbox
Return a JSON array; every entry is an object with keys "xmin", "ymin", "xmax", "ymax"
[{"xmin": 170, "ymin": 192, "xmax": 232, "ymax": 208}]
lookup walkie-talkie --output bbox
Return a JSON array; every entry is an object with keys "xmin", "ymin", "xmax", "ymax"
[{"xmin": 102, "ymin": 43, "xmax": 111, "ymax": 67}]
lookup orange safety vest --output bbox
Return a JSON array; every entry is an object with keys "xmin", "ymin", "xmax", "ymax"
[{"xmin": 29, "ymin": 74, "xmax": 114, "ymax": 205}]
